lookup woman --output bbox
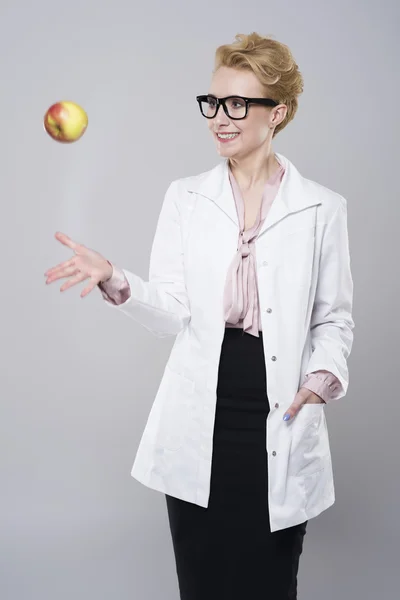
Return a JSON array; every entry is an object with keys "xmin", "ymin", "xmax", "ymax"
[{"xmin": 45, "ymin": 33, "xmax": 354, "ymax": 600}]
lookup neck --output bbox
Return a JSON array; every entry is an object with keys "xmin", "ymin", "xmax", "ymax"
[{"xmin": 228, "ymin": 150, "xmax": 280, "ymax": 191}]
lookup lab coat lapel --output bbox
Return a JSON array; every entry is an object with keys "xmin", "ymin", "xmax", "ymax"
[
  {"xmin": 185, "ymin": 153, "xmax": 322, "ymax": 237},
  {"xmin": 185, "ymin": 159, "xmax": 238, "ymax": 228},
  {"xmin": 257, "ymin": 153, "xmax": 322, "ymax": 237}
]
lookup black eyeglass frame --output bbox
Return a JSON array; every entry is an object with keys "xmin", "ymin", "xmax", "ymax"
[{"xmin": 196, "ymin": 94, "xmax": 279, "ymax": 120}]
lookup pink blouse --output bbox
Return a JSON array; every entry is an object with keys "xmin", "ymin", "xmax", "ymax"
[
  {"xmin": 224, "ymin": 161, "xmax": 284, "ymax": 336},
  {"xmin": 98, "ymin": 162, "xmax": 342, "ymax": 403}
]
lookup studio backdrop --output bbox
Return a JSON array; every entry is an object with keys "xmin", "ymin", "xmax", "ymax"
[{"xmin": 1, "ymin": 0, "xmax": 399, "ymax": 599}]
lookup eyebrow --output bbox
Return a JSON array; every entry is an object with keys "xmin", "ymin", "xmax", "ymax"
[{"xmin": 207, "ymin": 94, "xmax": 245, "ymax": 98}]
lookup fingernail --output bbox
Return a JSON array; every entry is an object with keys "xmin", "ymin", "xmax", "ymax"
[{"xmin": 283, "ymin": 413, "xmax": 290, "ymax": 421}]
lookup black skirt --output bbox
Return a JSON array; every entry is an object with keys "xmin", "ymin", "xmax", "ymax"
[{"xmin": 165, "ymin": 327, "xmax": 308, "ymax": 600}]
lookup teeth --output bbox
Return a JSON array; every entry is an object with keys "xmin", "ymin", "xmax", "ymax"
[{"xmin": 217, "ymin": 133, "xmax": 239, "ymax": 139}]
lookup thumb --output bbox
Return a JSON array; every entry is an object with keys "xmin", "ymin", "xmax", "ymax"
[{"xmin": 282, "ymin": 391, "xmax": 308, "ymax": 421}]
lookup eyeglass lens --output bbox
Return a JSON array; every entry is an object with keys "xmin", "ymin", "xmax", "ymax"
[{"xmin": 200, "ymin": 96, "xmax": 246, "ymax": 119}]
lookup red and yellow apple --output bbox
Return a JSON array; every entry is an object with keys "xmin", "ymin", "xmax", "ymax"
[{"xmin": 43, "ymin": 101, "xmax": 88, "ymax": 143}]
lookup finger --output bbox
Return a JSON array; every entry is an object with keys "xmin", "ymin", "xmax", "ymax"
[
  {"xmin": 80, "ymin": 279, "xmax": 98, "ymax": 298},
  {"xmin": 54, "ymin": 231, "xmax": 82, "ymax": 252},
  {"xmin": 46, "ymin": 265, "xmax": 80, "ymax": 283},
  {"xmin": 59, "ymin": 271, "xmax": 89, "ymax": 292},
  {"xmin": 283, "ymin": 396, "xmax": 306, "ymax": 421},
  {"xmin": 45, "ymin": 256, "xmax": 76, "ymax": 277}
]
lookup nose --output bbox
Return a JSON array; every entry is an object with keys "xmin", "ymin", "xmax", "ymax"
[{"xmin": 213, "ymin": 103, "xmax": 230, "ymax": 127}]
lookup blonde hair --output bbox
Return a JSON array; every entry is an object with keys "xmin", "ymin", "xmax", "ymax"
[{"xmin": 214, "ymin": 32, "xmax": 304, "ymax": 137}]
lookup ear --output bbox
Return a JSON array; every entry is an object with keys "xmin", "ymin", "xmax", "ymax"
[{"xmin": 271, "ymin": 104, "xmax": 288, "ymax": 128}]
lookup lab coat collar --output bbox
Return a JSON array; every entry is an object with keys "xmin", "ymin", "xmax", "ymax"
[{"xmin": 185, "ymin": 153, "xmax": 322, "ymax": 236}]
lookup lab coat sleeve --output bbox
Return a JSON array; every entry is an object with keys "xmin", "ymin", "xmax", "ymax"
[
  {"xmin": 101, "ymin": 180, "xmax": 191, "ymax": 338},
  {"xmin": 304, "ymin": 198, "xmax": 355, "ymax": 402}
]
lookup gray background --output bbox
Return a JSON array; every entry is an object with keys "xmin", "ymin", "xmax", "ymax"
[{"xmin": 1, "ymin": 0, "xmax": 399, "ymax": 598}]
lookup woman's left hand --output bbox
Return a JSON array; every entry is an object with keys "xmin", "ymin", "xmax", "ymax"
[{"xmin": 283, "ymin": 387, "xmax": 325, "ymax": 421}]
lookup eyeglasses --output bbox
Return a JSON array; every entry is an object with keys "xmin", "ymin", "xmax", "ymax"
[{"xmin": 196, "ymin": 94, "xmax": 279, "ymax": 120}]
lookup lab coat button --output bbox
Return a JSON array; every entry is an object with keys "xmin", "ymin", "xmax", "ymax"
[
  {"xmin": 274, "ymin": 403, "xmax": 279, "ymax": 408},
  {"xmin": 266, "ymin": 308, "xmax": 272, "ymax": 313},
  {"xmin": 271, "ymin": 355, "xmax": 277, "ymax": 361},
  {"xmin": 272, "ymin": 451, "xmax": 277, "ymax": 456}
]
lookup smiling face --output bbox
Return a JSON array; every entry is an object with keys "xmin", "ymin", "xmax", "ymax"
[{"xmin": 206, "ymin": 66, "xmax": 286, "ymax": 160}]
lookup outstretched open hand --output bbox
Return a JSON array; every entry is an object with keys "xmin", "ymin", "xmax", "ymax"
[{"xmin": 44, "ymin": 232, "xmax": 113, "ymax": 298}]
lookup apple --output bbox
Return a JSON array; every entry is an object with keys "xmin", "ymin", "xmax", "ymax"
[{"xmin": 43, "ymin": 101, "xmax": 88, "ymax": 143}]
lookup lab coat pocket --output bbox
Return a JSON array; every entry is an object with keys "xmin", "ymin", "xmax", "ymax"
[
  {"xmin": 289, "ymin": 404, "xmax": 326, "ymax": 477},
  {"xmin": 156, "ymin": 365, "xmax": 195, "ymax": 451}
]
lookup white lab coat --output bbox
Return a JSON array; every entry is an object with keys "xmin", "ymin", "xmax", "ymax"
[{"xmin": 105, "ymin": 152, "xmax": 354, "ymax": 532}]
